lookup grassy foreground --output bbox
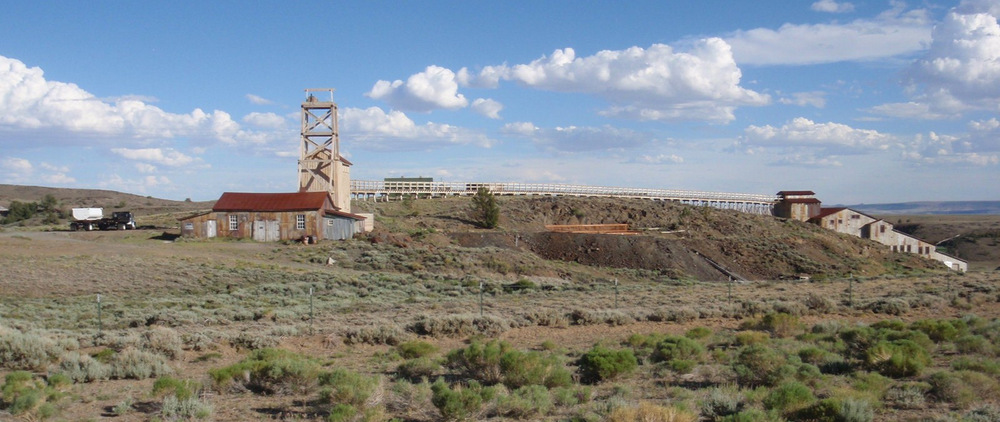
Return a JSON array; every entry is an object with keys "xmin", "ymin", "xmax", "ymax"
[{"xmin": 1, "ymin": 227, "xmax": 999, "ymax": 421}]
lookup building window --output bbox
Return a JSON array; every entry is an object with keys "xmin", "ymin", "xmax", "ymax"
[
  {"xmin": 880, "ymin": 225, "xmax": 886, "ymax": 233},
  {"xmin": 906, "ymin": 245, "xmax": 912, "ymax": 252},
  {"xmin": 296, "ymin": 214, "xmax": 306, "ymax": 230},
  {"xmin": 229, "ymin": 215, "xmax": 238, "ymax": 231}
]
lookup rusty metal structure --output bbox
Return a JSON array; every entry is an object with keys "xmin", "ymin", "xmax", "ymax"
[{"xmin": 298, "ymin": 89, "xmax": 351, "ymax": 212}]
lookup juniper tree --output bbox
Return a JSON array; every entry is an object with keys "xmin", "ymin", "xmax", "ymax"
[{"xmin": 471, "ymin": 187, "xmax": 500, "ymax": 229}]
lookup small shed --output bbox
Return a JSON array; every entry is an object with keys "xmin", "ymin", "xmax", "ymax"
[{"xmin": 179, "ymin": 191, "xmax": 365, "ymax": 241}]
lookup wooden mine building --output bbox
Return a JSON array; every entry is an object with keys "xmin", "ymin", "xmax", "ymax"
[{"xmin": 775, "ymin": 191, "xmax": 967, "ymax": 272}]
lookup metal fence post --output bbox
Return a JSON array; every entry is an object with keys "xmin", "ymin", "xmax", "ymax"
[
  {"xmin": 479, "ymin": 281, "xmax": 484, "ymax": 317},
  {"xmin": 309, "ymin": 287, "xmax": 314, "ymax": 335}
]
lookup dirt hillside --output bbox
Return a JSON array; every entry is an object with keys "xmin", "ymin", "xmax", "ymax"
[{"xmin": 354, "ymin": 196, "xmax": 943, "ymax": 281}]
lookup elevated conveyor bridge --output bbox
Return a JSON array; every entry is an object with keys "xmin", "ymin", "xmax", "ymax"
[{"xmin": 351, "ymin": 180, "xmax": 777, "ymax": 215}]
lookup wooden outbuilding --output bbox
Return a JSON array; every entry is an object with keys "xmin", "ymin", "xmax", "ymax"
[{"xmin": 179, "ymin": 191, "xmax": 365, "ymax": 242}]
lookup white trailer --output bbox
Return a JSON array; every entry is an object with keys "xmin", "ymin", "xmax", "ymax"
[{"xmin": 70, "ymin": 208, "xmax": 136, "ymax": 231}]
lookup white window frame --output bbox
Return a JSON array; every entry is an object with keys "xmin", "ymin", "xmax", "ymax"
[
  {"xmin": 296, "ymin": 214, "xmax": 306, "ymax": 230},
  {"xmin": 229, "ymin": 214, "xmax": 238, "ymax": 231}
]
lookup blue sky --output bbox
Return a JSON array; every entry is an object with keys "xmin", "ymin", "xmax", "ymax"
[{"xmin": 1, "ymin": 0, "xmax": 998, "ymax": 203}]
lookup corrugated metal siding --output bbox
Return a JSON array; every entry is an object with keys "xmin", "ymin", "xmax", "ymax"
[
  {"xmin": 323, "ymin": 215, "xmax": 358, "ymax": 240},
  {"xmin": 181, "ymin": 210, "xmax": 325, "ymax": 241}
]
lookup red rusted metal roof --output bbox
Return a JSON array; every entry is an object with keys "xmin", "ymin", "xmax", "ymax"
[
  {"xmin": 777, "ymin": 190, "xmax": 816, "ymax": 196},
  {"xmin": 213, "ymin": 192, "xmax": 332, "ymax": 212},
  {"xmin": 810, "ymin": 207, "xmax": 847, "ymax": 220},
  {"xmin": 339, "ymin": 156, "xmax": 353, "ymax": 166}
]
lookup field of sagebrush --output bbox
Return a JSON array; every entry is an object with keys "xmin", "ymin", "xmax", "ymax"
[{"xmin": 1, "ymin": 217, "xmax": 999, "ymax": 421}]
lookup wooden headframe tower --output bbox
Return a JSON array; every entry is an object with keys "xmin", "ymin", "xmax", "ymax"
[{"xmin": 298, "ymin": 88, "xmax": 351, "ymax": 212}]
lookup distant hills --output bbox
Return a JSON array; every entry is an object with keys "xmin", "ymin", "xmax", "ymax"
[{"xmin": 846, "ymin": 201, "xmax": 1000, "ymax": 215}]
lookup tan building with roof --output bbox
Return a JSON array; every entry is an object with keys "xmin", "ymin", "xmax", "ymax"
[
  {"xmin": 179, "ymin": 191, "xmax": 365, "ymax": 241},
  {"xmin": 775, "ymin": 192, "xmax": 967, "ymax": 272}
]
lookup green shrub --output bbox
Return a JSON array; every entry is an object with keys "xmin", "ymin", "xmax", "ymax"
[
  {"xmin": 496, "ymin": 385, "xmax": 553, "ymax": 419},
  {"xmin": 763, "ymin": 381, "xmax": 815, "ymax": 414},
  {"xmin": 797, "ymin": 347, "xmax": 828, "ymax": 366},
  {"xmin": 160, "ymin": 395, "xmax": 213, "ymax": 420},
  {"xmin": 885, "ymin": 382, "xmax": 929, "ymax": 409},
  {"xmin": 928, "ymin": 371, "xmax": 978, "ymax": 408},
  {"xmin": 701, "ymin": 386, "xmax": 744, "ymax": 419},
  {"xmin": 552, "ymin": 386, "xmax": 591, "ymax": 407},
  {"xmin": 410, "ymin": 314, "xmax": 510, "ymax": 337},
  {"xmin": 111, "ymin": 347, "xmax": 172, "ymax": 380},
  {"xmin": 718, "ymin": 408, "xmax": 770, "ymax": 422},
  {"xmin": 500, "ymin": 349, "xmax": 572, "ymax": 389},
  {"xmin": 397, "ymin": 357, "xmax": 440, "ymax": 381},
  {"xmin": 606, "ymin": 402, "xmax": 696, "ymax": 422},
  {"xmin": 577, "ymin": 345, "xmax": 638, "ymax": 384},
  {"xmin": 954, "ymin": 334, "xmax": 992, "ymax": 354},
  {"xmin": 651, "ymin": 335, "xmax": 705, "ymax": 364},
  {"xmin": 152, "ymin": 376, "xmax": 200, "ymax": 400},
  {"xmin": 840, "ymin": 326, "xmax": 877, "ymax": 361},
  {"xmin": 209, "ymin": 348, "xmax": 320, "ymax": 395},
  {"xmin": 758, "ymin": 312, "xmax": 801, "ymax": 337},
  {"xmin": 327, "ymin": 403, "xmax": 357, "ymax": 422},
  {"xmin": 446, "ymin": 340, "xmax": 510, "ymax": 385},
  {"xmin": 228, "ymin": 332, "xmax": 278, "ymax": 350},
  {"xmin": 911, "ymin": 318, "xmax": 966, "ymax": 343},
  {"xmin": 0, "ymin": 330, "xmax": 62, "ymax": 371},
  {"xmin": 866, "ymin": 298, "xmax": 910, "ymax": 315},
  {"xmin": 58, "ymin": 351, "xmax": 111, "ymax": 382},
  {"xmin": 669, "ymin": 359, "xmax": 697, "ymax": 374},
  {"xmin": 342, "ymin": 325, "xmax": 409, "ymax": 346},
  {"xmin": 397, "ymin": 340, "xmax": 438, "ymax": 359},
  {"xmin": 318, "ymin": 369, "xmax": 379, "ymax": 408},
  {"xmin": 144, "ymin": 326, "xmax": 183, "ymax": 359},
  {"xmin": 864, "ymin": 340, "xmax": 930, "ymax": 378},
  {"xmin": 431, "ymin": 379, "xmax": 485, "ymax": 421},
  {"xmin": 685, "ymin": 327, "xmax": 712, "ymax": 339},
  {"xmin": 732, "ymin": 344, "xmax": 790, "ymax": 387},
  {"xmin": 964, "ymin": 404, "xmax": 1000, "ymax": 422},
  {"xmin": 734, "ymin": 331, "xmax": 770, "ymax": 346},
  {"xmin": 951, "ymin": 356, "xmax": 1000, "ymax": 376},
  {"xmin": 1, "ymin": 370, "xmax": 67, "ymax": 419}
]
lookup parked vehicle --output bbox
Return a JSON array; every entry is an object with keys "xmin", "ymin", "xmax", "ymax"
[{"xmin": 69, "ymin": 208, "xmax": 136, "ymax": 231}]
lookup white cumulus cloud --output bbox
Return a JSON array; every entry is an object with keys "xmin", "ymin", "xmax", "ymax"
[
  {"xmin": 471, "ymin": 98, "xmax": 503, "ymax": 119},
  {"xmin": 340, "ymin": 106, "xmax": 495, "ymax": 150},
  {"xmin": 501, "ymin": 122, "xmax": 539, "ymax": 136},
  {"xmin": 0, "ymin": 54, "xmax": 279, "ymax": 148},
  {"xmin": 904, "ymin": 4, "xmax": 1000, "ymax": 113},
  {"xmin": 0, "ymin": 157, "xmax": 76, "ymax": 184},
  {"xmin": 504, "ymin": 124, "xmax": 655, "ymax": 152},
  {"xmin": 726, "ymin": 3, "xmax": 931, "ymax": 65},
  {"xmin": 242, "ymin": 112, "xmax": 287, "ymax": 129},
  {"xmin": 367, "ymin": 65, "xmax": 469, "ymax": 112},
  {"xmin": 111, "ymin": 148, "xmax": 195, "ymax": 167},
  {"xmin": 811, "ymin": 0, "xmax": 855, "ymax": 13},
  {"xmin": 461, "ymin": 40, "xmax": 768, "ymax": 123},
  {"xmin": 778, "ymin": 91, "xmax": 826, "ymax": 108},
  {"xmin": 742, "ymin": 117, "xmax": 894, "ymax": 152},
  {"xmin": 245, "ymin": 94, "xmax": 273, "ymax": 105},
  {"xmin": 634, "ymin": 154, "xmax": 684, "ymax": 164}
]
